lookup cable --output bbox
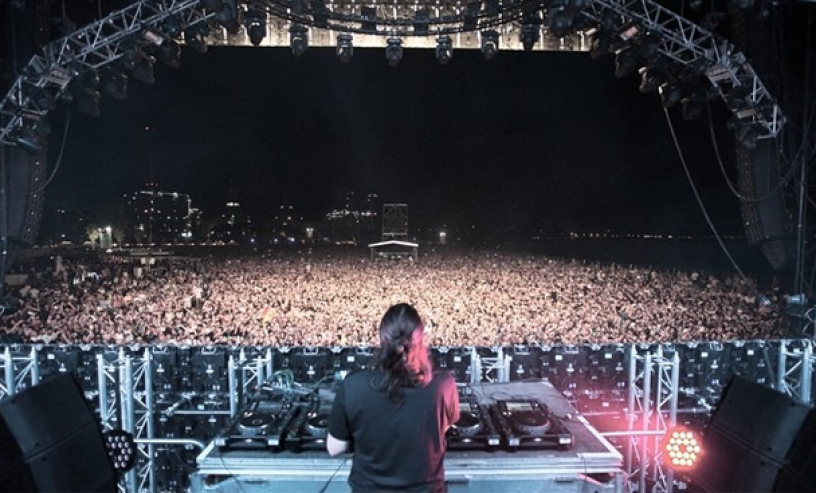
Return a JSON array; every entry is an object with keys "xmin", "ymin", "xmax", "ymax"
[
  {"xmin": 662, "ymin": 107, "xmax": 754, "ymax": 293},
  {"xmin": 315, "ymin": 457, "xmax": 348, "ymax": 493}
]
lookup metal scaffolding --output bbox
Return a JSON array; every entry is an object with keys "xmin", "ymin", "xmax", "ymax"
[
  {"xmin": 1, "ymin": 0, "xmax": 784, "ymax": 150},
  {"xmin": 0, "ymin": 345, "xmax": 40, "ymax": 399},
  {"xmin": 625, "ymin": 345, "xmax": 681, "ymax": 493},
  {"xmin": 775, "ymin": 339, "xmax": 814, "ymax": 404}
]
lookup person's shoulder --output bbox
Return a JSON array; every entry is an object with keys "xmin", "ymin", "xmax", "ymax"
[
  {"xmin": 432, "ymin": 369, "xmax": 457, "ymax": 385},
  {"xmin": 341, "ymin": 368, "xmax": 379, "ymax": 384}
]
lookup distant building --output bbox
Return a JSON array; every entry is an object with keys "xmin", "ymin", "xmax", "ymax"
[
  {"xmin": 125, "ymin": 183, "xmax": 193, "ymax": 244},
  {"xmin": 325, "ymin": 191, "xmax": 379, "ymax": 243},
  {"xmin": 209, "ymin": 200, "xmax": 253, "ymax": 243}
]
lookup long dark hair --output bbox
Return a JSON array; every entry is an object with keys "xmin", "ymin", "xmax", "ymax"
[{"xmin": 370, "ymin": 303, "xmax": 432, "ymax": 405}]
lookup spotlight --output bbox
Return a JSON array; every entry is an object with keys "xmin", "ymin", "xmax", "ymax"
[
  {"xmin": 435, "ymin": 35, "xmax": 453, "ymax": 66},
  {"xmin": 589, "ymin": 29, "xmax": 611, "ymax": 59},
  {"xmin": 13, "ymin": 126, "xmax": 46, "ymax": 155},
  {"xmin": 184, "ymin": 25, "xmax": 208, "ymax": 54},
  {"xmin": 290, "ymin": 25, "xmax": 308, "ymax": 57},
  {"xmin": 661, "ymin": 427, "xmax": 702, "ymax": 471},
  {"xmin": 681, "ymin": 94, "xmax": 704, "ymax": 121},
  {"xmin": 614, "ymin": 48, "xmax": 639, "ymax": 78},
  {"xmin": 157, "ymin": 39, "xmax": 182, "ymax": 68},
  {"xmin": 131, "ymin": 57, "xmax": 156, "ymax": 85},
  {"xmin": 638, "ymin": 67, "xmax": 662, "ymax": 93},
  {"xmin": 659, "ymin": 81, "xmax": 683, "ymax": 108},
  {"xmin": 520, "ymin": 19, "xmax": 541, "ymax": 52},
  {"xmin": 480, "ymin": 30, "xmax": 499, "ymax": 60},
  {"xmin": 548, "ymin": 6, "xmax": 573, "ymax": 38},
  {"xmin": 162, "ymin": 15, "xmax": 183, "ymax": 38},
  {"xmin": 100, "ymin": 70, "xmax": 128, "ymax": 100},
  {"xmin": 245, "ymin": 8, "xmax": 266, "ymax": 46},
  {"xmin": 385, "ymin": 37, "xmax": 403, "ymax": 67},
  {"xmin": 73, "ymin": 86, "xmax": 101, "ymax": 116},
  {"xmin": 103, "ymin": 430, "xmax": 137, "ymax": 474},
  {"xmin": 336, "ymin": 34, "xmax": 353, "ymax": 63},
  {"xmin": 213, "ymin": 0, "xmax": 240, "ymax": 34},
  {"xmin": 736, "ymin": 125, "xmax": 759, "ymax": 150}
]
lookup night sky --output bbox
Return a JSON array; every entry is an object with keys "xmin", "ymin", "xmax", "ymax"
[{"xmin": 44, "ymin": 37, "xmax": 742, "ymax": 236}]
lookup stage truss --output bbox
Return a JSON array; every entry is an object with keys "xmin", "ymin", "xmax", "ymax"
[{"xmin": 0, "ymin": 0, "xmax": 785, "ymax": 156}]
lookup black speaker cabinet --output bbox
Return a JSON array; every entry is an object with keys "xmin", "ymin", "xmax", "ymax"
[
  {"xmin": 691, "ymin": 376, "xmax": 812, "ymax": 493},
  {"xmin": 0, "ymin": 374, "xmax": 116, "ymax": 493}
]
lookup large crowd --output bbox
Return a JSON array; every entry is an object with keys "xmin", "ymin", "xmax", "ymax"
[{"xmin": 0, "ymin": 247, "xmax": 789, "ymax": 346}]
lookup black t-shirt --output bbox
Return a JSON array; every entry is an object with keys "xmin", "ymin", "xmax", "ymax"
[{"xmin": 328, "ymin": 369, "xmax": 460, "ymax": 493}]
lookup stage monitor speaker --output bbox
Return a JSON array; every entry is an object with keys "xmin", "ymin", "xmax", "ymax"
[
  {"xmin": 690, "ymin": 375, "xmax": 812, "ymax": 493},
  {"xmin": 773, "ymin": 407, "xmax": 816, "ymax": 493},
  {"xmin": 0, "ymin": 374, "xmax": 116, "ymax": 493}
]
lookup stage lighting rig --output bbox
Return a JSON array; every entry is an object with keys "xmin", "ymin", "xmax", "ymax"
[
  {"xmin": 245, "ymin": 7, "xmax": 267, "ymax": 46},
  {"xmin": 290, "ymin": 25, "xmax": 309, "ymax": 56},
  {"xmin": 100, "ymin": 70, "xmax": 129, "ymax": 101},
  {"xmin": 385, "ymin": 37, "xmax": 403, "ymax": 67},
  {"xmin": 103, "ymin": 429, "xmax": 137, "ymax": 474},
  {"xmin": 436, "ymin": 36, "xmax": 453, "ymax": 65},
  {"xmin": 481, "ymin": 30, "xmax": 499, "ymax": 60},
  {"xmin": 184, "ymin": 23, "xmax": 210, "ymax": 54},
  {"xmin": 520, "ymin": 16, "xmax": 542, "ymax": 52},
  {"xmin": 336, "ymin": 34, "xmax": 353, "ymax": 63},
  {"xmin": 158, "ymin": 39, "xmax": 183, "ymax": 68}
]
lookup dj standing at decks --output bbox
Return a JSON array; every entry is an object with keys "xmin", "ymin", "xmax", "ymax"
[{"xmin": 327, "ymin": 303, "xmax": 460, "ymax": 493}]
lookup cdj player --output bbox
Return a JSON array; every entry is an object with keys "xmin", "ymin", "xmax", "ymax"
[{"xmin": 493, "ymin": 398, "xmax": 573, "ymax": 449}]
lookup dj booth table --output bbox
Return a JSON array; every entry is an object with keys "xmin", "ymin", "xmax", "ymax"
[{"xmin": 190, "ymin": 380, "xmax": 625, "ymax": 493}]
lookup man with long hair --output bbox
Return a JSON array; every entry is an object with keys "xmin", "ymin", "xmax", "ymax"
[{"xmin": 327, "ymin": 303, "xmax": 460, "ymax": 493}]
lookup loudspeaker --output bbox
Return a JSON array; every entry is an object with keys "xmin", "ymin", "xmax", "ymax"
[
  {"xmin": 774, "ymin": 408, "xmax": 816, "ymax": 493},
  {"xmin": 691, "ymin": 376, "xmax": 812, "ymax": 493},
  {"xmin": 0, "ymin": 374, "xmax": 116, "ymax": 493}
]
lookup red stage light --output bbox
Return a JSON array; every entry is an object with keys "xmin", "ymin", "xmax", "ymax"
[{"xmin": 662, "ymin": 427, "xmax": 702, "ymax": 471}]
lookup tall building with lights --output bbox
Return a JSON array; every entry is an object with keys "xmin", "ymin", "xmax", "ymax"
[{"xmin": 125, "ymin": 183, "xmax": 193, "ymax": 244}]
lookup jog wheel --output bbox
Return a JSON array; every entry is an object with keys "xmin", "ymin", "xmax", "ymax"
[
  {"xmin": 510, "ymin": 411, "xmax": 551, "ymax": 435},
  {"xmin": 451, "ymin": 411, "xmax": 482, "ymax": 436},
  {"xmin": 237, "ymin": 412, "xmax": 276, "ymax": 436},
  {"xmin": 305, "ymin": 413, "xmax": 329, "ymax": 438}
]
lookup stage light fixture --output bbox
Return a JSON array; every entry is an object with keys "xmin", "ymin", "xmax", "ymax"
[
  {"xmin": 589, "ymin": 29, "xmax": 611, "ymax": 59},
  {"xmin": 336, "ymin": 34, "xmax": 353, "ymax": 63},
  {"xmin": 103, "ymin": 430, "xmax": 137, "ymax": 473},
  {"xmin": 290, "ymin": 25, "xmax": 309, "ymax": 57},
  {"xmin": 245, "ymin": 8, "xmax": 266, "ymax": 46},
  {"xmin": 73, "ymin": 86, "xmax": 101, "ymax": 116},
  {"xmin": 385, "ymin": 37, "xmax": 403, "ymax": 67},
  {"xmin": 13, "ymin": 127, "xmax": 45, "ymax": 155},
  {"xmin": 736, "ymin": 125, "xmax": 759, "ymax": 149},
  {"xmin": 520, "ymin": 19, "xmax": 541, "ymax": 52},
  {"xmin": 681, "ymin": 94, "xmax": 705, "ymax": 121},
  {"xmin": 659, "ymin": 81, "xmax": 683, "ymax": 108},
  {"xmin": 480, "ymin": 30, "xmax": 499, "ymax": 60},
  {"xmin": 162, "ymin": 15, "xmax": 183, "ymax": 38},
  {"xmin": 131, "ymin": 57, "xmax": 156, "ymax": 85},
  {"xmin": 214, "ymin": 0, "xmax": 240, "ymax": 34},
  {"xmin": 638, "ymin": 67, "xmax": 662, "ymax": 93},
  {"xmin": 614, "ymin": 48, "xmax": 639, "ymax": 78},
  {"xmin": 184, "ymin": 25, "xmax": 208, "ymax": 54},
  {"xmin": 548, "ymin": 6, "xmax": 574, "ymax": 38},
  {"xmin": 157, "ymin": 39, "xmax": 182, "ymax": 68},
  {"xmin": 100, "ymin": 70, "xmax": 129, "ymax": 101},
  {"xmin": 435, "ymin": 36, "xmax": 453, "ymax": 65},
  {"xmin": 662, "ymin": 427, "xmax": 702, "ymax": 471}
]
